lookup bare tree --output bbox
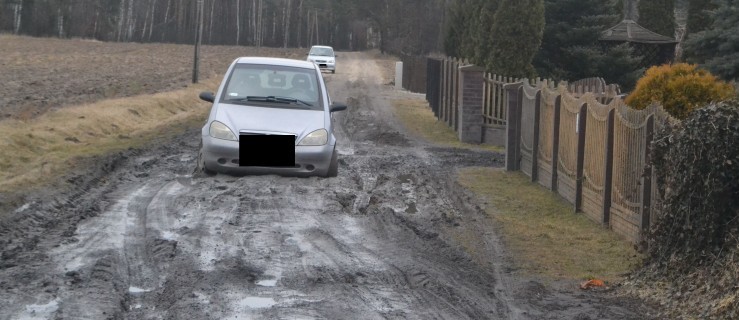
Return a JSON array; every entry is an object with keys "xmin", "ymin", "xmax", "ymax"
[
  {"xmin": 193, "ymin": 0, "xmax": 204, "ymax": 83},
  {"xmin": 257, "ymin": 0, "xmax": 264, "ymax": 47},
  {"xmin": 13, "ymin": 0, "xmax": 23, "ymax": 34},
  {"xmin": 208, "ymin": 0, "xmax": 215, "ymax": 43},
  {"xmin": 117, "ymin": 0, "xmax": 127, "ymax": 41},
  {"xmin": 271, "ymin": 8, "xmax": 276, "ymax": 44},
  {"xmin": 236, "ymin": 0, "xmax": 240, "ymax": 45},
  {"xmin": 283, "ymin": 0, "xmax": 291, "ymax": 48},
  {"xmin": 296, "ymin": 0, "xmax": 303, "ymax": 47},
  {"xmin": 57, "ymin": 7, "xmax": 63, "ymax": 38},
  {"xmin": 125, "ymin": 0, "xmax": 134, "ymax": 41},
  {"xmin": 147, "ymin": 0, "xmax": 158, "ymax": 41},
  {"xmin": 251, "ymin": 0, "xmax": 257, "ymax": 45},
  {"xmin": 2, "ymin": 0, "xmax": 449, "ymax": 54}
]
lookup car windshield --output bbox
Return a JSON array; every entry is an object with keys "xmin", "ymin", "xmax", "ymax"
[
  {"xmin": 309, "ymin": 47, "xmax": 334, "ymax": 56},
  {"xmin": 221, "ymin": 64, "xmax": 323, "ymax": 111}
]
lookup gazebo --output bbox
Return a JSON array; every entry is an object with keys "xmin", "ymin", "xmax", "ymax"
[{"xmin": 600, "ymin": 1, "xmax": 678, "ymax": 69}]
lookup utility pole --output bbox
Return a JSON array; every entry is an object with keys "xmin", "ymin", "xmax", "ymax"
[{"xmin": 192, "ymin": 0, "xmax": 205, "ymax": 83}]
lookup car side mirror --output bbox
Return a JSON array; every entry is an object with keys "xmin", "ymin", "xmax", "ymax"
[
  {"xmin": 334, "ymin": 54, "xmax": 339, "ymax": 58},
  {"xmin": 330, "ymin": 103, "xmax": 348, "ymax": 112},
  {"xmin": 199, "ymin": 91, "xmax": 215, "ymax": 103}
]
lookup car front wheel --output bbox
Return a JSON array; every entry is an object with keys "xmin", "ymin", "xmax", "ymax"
[
  {"xmin": 195, "ymin": 141, "xmax": 216, "ymax": 176},
  {"xmin": 326, "ymin": 149, "xmax": 338, "ymax": 177}
]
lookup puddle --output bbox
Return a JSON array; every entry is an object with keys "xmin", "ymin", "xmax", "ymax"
[
  {"xmin": 241, "ymin": 297, "xmax": 276, "ymax": 309},
  {"xmin": 338, "ymin": 147, "xmax": 356, "ymax": 155},
  {"xmin": 128, "ymin": 286, "xmax": 151, "ymax": 293},
  {"xmin": 160, "ymin": 231, "xmax": 177, "ymax": 241},
  {"xmin": 256, "ymin": 279, "xmax": 277, "ymax": 287},
  {"xmin": 18, "ymin": 298, "xmax": 59, "ymax": 319},
  {"xmin": 14, "ymin": 203, "xmax": 31, "ymax": 213}
]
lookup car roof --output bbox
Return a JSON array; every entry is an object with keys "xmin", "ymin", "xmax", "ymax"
[
  {"xmin": 234, "ymin": 57, "xmax": 316, "ymax": 69},
  {"xmin": 310, "ymin": 45, "xmax": 334, "ymax": 50}
]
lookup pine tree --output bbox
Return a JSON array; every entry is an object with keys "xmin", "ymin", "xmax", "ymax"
[
  {"xmin": 458, "ymin": 0, "xmax": 485, "ymax": 58},
  {"xmin": 638, "ymin": 0, "xmax": 676, "ymax": 37},
  {"xmin": 683, "ymin": 0, "xmax": 739, "ymax": 80},
  {"xmin": 485, "ymin": 0, "xmax": 545, "ymax": 77},
  {"xmin": 472, "ymin": 0, "xmax": 500, "ymax": 67},
  {"xmin": 686, "ymin": 0, "xmax": 715, "ymax": 34},
  {"xmin": 444, "ymin": 0, "xmax": 470, "ymax": 57},
  {"xmin": 533, "ymin": 0, "xmax": 620, "ymax": 80},
  {"xmin": 531, "ymin": 0, "xmax": 643, "ymax": 89},
  {"xmin": 593, "ymin": 43, "xmax": 643, "ymax": 91}
]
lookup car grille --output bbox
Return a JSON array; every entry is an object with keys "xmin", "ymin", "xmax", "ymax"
[{"xmin": 240, "ymin": 132, "xmax": 298, "ymax": 141}]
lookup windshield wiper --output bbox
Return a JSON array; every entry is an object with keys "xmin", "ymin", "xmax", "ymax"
[{"xmin": 234, "ymin": 96, "xmax": 312, "ymax": 107}]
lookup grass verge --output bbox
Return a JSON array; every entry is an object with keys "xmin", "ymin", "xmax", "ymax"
[
  {"xmin": 391, "ymin": 96, "xmax": 642, "ymax": 282},
  {"xmin": 457, "ymin": 168, "xmax": 643, "ymax": 282},
  {"xmin": 391, "ymin": 98, "xmax": 503, "ymax": 152},
  {"xmin": 0, "ymin": 79, "xmax": 218, "ymax": 194}
]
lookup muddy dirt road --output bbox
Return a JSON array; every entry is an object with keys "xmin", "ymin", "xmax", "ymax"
[{"xmin": 0, "ymin": 52, "xmax": 653, "ymax": 319}]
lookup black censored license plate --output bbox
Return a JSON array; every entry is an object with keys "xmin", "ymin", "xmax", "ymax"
[{"xmin": 239, "ymin": 134, "xmax": 296, "ymax": 167}]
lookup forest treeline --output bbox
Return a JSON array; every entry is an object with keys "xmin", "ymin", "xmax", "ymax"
[
  {"xmin": 2, "ymin": 0, "xmax": 737, "ymax": 88},
  {"xmin": 0, "ymin": 0, "xmax": 449, "ymax": 54}
]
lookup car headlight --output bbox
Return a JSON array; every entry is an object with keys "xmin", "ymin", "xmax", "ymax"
[
  {"xmin": 298, "ymin": 129, "xmax": 328, "ymax": 146},
  {"xmin": 209, "ymin": 121, "xmax": 237, "ymax": 141}
]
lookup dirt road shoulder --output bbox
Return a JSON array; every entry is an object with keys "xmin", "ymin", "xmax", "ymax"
[{"xmin": 390, "ymin": 92, "xmax": 648, "ymax": 288}]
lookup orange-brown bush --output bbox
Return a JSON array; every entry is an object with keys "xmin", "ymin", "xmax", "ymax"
[{"xmin": 625, "ymin": 63, "xmax": 735, "ymax": 119}]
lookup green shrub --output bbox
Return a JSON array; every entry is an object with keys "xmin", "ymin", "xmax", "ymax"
[{"xmin": 625, "ymin": 63, "xmax": 735, "ymax": 119}]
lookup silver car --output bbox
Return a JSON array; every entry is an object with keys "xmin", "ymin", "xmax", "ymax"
[
  {"xmin": 306, "ymin": 45, "xmax": 337, "ymax": 74},
  {"xmin": 196, "ymin": 57, "xmax": 347, "ymax": 177}
]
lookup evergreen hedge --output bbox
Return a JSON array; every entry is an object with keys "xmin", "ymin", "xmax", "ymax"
[{"xmin": 649, "ymin": 101, "xmax": 739, "ymax": 272}]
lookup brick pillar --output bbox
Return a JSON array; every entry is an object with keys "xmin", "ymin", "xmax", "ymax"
[{"xmin": 457, "ymin": 65, "xmax": 485, "ymax": 144}]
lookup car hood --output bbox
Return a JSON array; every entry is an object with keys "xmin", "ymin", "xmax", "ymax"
[{"xmin": 216, "ymin": 103, "xmax": 325, "ymax": 139}]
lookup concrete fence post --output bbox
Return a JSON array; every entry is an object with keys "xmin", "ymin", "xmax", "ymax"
[
  {"xmin": 640, "ymin": 115, "xmax": 655, "ymax": 240},
  {"xmin": 504, "ymin": 83, "xmax": 523, "ymax": 171},
  {"xmin": 457, "ymin": 65, "xmax": 485, "ymax": 144},
  {"xmin": 602, "ymin": 109, "xmax": 616, "ymax": 225},
  {"xmin": 551, "ymin": 95, "xmax": 562, "ymax": 191},
  {"xmin": 530, "ymin": 90, "xmax": 541, "ymax": 183},
  {"xmin": 441, "ymin": 59, "xmax": 448, "ymax": 122},
  {"xmin": 574, "ymin": 103, "xmax": 588, "ymax": 213}
]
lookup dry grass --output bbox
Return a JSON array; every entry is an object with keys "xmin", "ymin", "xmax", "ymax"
[
  {"xmin": 0, "ymin": 34, "xmax": 305, "ymax": 120},
  {"xmin": 456, "ymin": 167, "xmax": 643, "ymax": 282},
  {"xmin": 0, "ymin": 79, "xmax": 218, "ymax": 193},
  {"xmin": 391, "ymin": 98, "xmax": 503, "ymax": 152}
]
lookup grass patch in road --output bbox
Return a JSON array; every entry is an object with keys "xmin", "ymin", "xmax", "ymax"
[
  {"xmin": 0, "ymin": 79, "xmax": 218, "ymax": 194},
  {"xmin": 391, "ymin": 98, "xmax": 503, "ymax": 152},
  {"xmin": 457, "ymin": 167, "xmax": 643, "ymax": 282}
]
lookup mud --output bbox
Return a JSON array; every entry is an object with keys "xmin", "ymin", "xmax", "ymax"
[{"xmin": 0, "ymin": 52, "xmax": 657, "ymax": 319}]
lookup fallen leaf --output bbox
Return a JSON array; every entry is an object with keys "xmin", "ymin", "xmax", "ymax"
[{"xmin": 580, "ymin": 279, "xmax": 607, "ymax": 290}]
